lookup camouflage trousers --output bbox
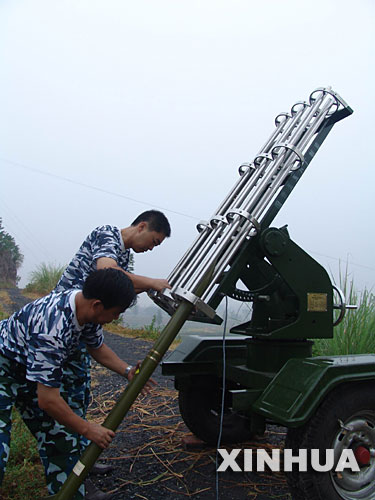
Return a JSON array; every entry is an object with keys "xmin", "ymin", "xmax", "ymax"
[
  {"xmin": 50, "ymin": 342, "xmax": 92, "ymax": 450},
  {"xmin": 0, "ymin": 353, "xmax": 87, "ymax": 499},
  {"xmin": 36, "ymin": 343, "xmax": 92, "ymax": 494}
]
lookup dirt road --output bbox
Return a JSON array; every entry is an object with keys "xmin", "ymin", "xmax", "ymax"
[{"xmin": 90, "ymin": 331, "xmax": 291, "ymax": 500}]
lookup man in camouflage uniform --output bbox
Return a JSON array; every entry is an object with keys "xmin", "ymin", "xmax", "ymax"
[
  {"xmin": 44, "ymin": 210, "xmax": 171, "ymax": 499},
  {"xmin": 0, "ymin": 268, "xmax": 149, "ymax": 499}
]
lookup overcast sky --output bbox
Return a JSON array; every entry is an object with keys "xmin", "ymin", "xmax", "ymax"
[{"xmin": 1, "ymin": 1, "xmax": 374, "ymax": 306}]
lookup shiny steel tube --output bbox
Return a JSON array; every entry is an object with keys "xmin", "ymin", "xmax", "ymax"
[
  {"xmin": 184, "ymin": 141, "xmax": 301, "ymax": 292},
  {"xmin": 167, "ymin": 165, "xmax": 254, "ymax": 285},
  {"xmin": 167, "ymin": 103, "xmax": 305, "ymax": 286},
  {"xmin": 198, "ymin": 159, "xmax": 289, "ymax": 294},
  {"xmin": 201, "ymin": 96, "xmax": 338, "ymax": 299},
  {"xmin": 168, "ymin": 97, "xmax": 312, "ymax": 287},
  {"xmin": 189, "ymin": 101, "xmax": 334, "ymax": 295},
  {"xmin": 201, "ymin": 153, "xmax": 301, "ymax": 299},
  {"xmin": 170, "ymin": 164, "xmax": 263, "ymax": 289},
  {"xmin": 164, "ymin": 88, "xmax": 345, "ymax": 307}
]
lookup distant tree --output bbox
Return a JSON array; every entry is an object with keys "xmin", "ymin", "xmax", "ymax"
[
  {"xmin": 0, "ymin": 218, "xmax": 24, "ymax": 286},
  {"xmin": 25, "ymin": 262, "xmax": 65, "ymax": 294}
]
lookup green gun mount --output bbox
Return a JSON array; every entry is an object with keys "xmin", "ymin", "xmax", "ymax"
[{"xmin": 216, "ymin": 224, "xmax": 336, "ymax": 340}]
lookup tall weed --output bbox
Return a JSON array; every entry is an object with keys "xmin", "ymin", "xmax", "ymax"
[
  {"xmin": 142, "ymin": 315, "xmax": 162, "ymax": 341},
  {"xmin": 25, "ymin": 262, "xmax": 65, "ymax": 295},
  {"xmin": 314, "ymin": 268, "xmax": 375, "ymax": 356}
]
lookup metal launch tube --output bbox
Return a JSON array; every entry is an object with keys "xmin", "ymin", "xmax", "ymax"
[
  {"xmin": 172, "ymin": 89, "xmax": 343, "ymax": 299},
  {"xmin": 149, "ymin": 87, "xmax": 351, "ymax": 323}
]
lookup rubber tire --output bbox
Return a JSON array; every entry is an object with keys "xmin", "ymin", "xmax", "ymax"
[
  {"xmin": 178, "ymin": 377, "xmax": 253, "ymax": 445},
  {"xmin": 285, "ymin": 381, "xmax": 375, "ymax": 500}
]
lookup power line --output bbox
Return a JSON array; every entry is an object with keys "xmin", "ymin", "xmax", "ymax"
[
  {"xmin": 309, "ymin": 250, "xmax": 375, "ymax": 272},
  {"xmin": 0, "ymin": 199, "xmax": 52, "ymax": 261},
  {"xmin": 0, "ymin": 155, "xmax": 200, "ymax": 221},
  {"xmin": 0, "ymin": 213, "xmax": 42, "ymax": 264},
  {"xmin": 1, "ymin": 155, "xmax": 374, "ymax": 274}
]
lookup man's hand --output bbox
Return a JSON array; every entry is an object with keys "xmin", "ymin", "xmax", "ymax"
[
  {"xmin": 95, "ymin": 258, "xmax": 170, "ymax": 294},
  {"xmin": 85, "ymin": 422, "xmax": 115, "ymax": 449},
  {"xmin": 37, "ymin": 383, "xmax": 116, "ymax": 449},
  {"xmin": 148, "ymin": 278, "xmax": 171, "ymax": 292},
  {"xmin": 128, "ymin": 360, "xmax": 157, "ymax": 396}
]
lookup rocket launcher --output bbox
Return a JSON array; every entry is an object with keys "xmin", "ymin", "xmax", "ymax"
[{"xmin": 150, "ymin": 86, "xmax": 353, "ymax": 336}]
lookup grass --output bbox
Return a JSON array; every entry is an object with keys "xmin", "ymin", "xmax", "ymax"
[
  {"xmin": 142, "ymin": 315, "xmax": 163, "ymax": 341},
  {"xmin": 0, "ymin": 291, "xmax": 12, "ymax": 307},
  {"xmin": 0, "ymin": 311, "xmax": 46, "ymax": 499},
  {"xmin": 314, "ymin": 271, "xmax": 375, "ymax": 356},
  {"xmin": 22, "ymin": 289, "xmax": 46, "ymax": 301},
  {"xmin": 0, "ymin": 409, "xmax": 47, "ymax": 500},
  {"xmin": 0, "ymin": 281, "xmax": 17, "ymax": 289},
  {"xmin": 105, "ymin": 316, "xmax": 181, "ymax": 349},
  {"xmin": 24, "ymin": 262, "xmax": 65, "ymax": 295}
]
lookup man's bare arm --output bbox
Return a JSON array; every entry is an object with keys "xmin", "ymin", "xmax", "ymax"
[
  {"xmin": 37, "ymin": 383, "xmax": 115, "ymax": 448},
  {"xmin": 88, "ymin": 343, "xmax": 156, "ymax": 395},
  {"xmin": 88, "ymin": 342, "xmax": 128, "ymax": 375},
  {"xmin": 96, "ymin": 256, "xmax": 170, "ymax": 293}
]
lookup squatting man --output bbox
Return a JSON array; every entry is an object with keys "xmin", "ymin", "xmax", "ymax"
[{"xmin": 0, "ymin": 269, "xmax": 151, "ymax": 499}]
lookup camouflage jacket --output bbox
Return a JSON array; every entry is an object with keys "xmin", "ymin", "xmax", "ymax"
[
  {"xmin": 0, "ymin": 290, "xmax": 103, "ymax": 387},
  {"xmin": 55, "ymin": 225, "xmax": 130, "ymax": 292}
]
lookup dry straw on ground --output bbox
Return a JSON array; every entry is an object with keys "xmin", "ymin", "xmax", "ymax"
[{"xmin": 87, "ymin": 384, "xmax": 288, "ymax": 499}]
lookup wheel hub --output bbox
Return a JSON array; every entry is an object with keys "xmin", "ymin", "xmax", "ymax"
[
  {"xmin": 354, "ymin": 446, "xmax": 371, "ymax": 467},
  {"xmin": 331, "ymin": 413, "xmax": 375, "ymax": 499}
]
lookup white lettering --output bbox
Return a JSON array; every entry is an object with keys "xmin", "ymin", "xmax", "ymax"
[
  {"xmin": 256, "ymin": 449, "xmax": 280, "ymax": 471},
  {"xmin": 244, "ymin": 449, "xmax": 253, "ymax": 471},
  {"xmin": 310, "ymin": 449, "xmax": 334, "ymax": 472},
  {"xmin": 284, "ymin": 449, "xmax": 307, "ymax": 471},
  {"xmin": 217, "ymin": 449, "xmax": 242, "ymax": 472},
  {"xmin": 336, "ymin": 449, "xmax": 360, "ymax": 472},
  {"xmin": 216, "ymin": 448, "xmax": 360, "ymax": 472}
]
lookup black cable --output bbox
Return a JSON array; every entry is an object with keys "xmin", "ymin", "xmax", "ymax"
[{"xmin": 215, "ymin": 295, "xmax": 229, "ymax": 500}]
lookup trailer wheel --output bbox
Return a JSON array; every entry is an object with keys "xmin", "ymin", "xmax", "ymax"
[
  {"xmin": 285, "ymin": 382, "xmax": 375, "ymax": 500},
  {"xmin": 178, "ymin": 378, "xmax": 253, "ymax": 445}
]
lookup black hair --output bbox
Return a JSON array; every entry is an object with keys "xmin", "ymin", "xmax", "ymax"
[
  {"xmin": 82, "ymin": 268, "xmax": 137, "ymax": 310},
  {"xmin": 131, "ymin": 210, "xmax": 171, "ymax": 237}
]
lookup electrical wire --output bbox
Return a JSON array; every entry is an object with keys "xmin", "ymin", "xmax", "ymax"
[
  {"xmin": 1, "ymin": 154, "xmax": 374, "ymax": 275},
  {"xmin": 215, "ymin": 295, "xmax": 229, "ymax": 500},
  {"xmin": 0, "ymin": 199, "xmax": 52, "ymax": 262},
  {"xmin": 0, "ymin": 155, "xmax": 199, "ymax": 221}
]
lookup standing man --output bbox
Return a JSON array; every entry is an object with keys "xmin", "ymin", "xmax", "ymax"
[
  {"xmin": 56, "ymin": 210, "xmax": 171, "ymax": 294},
  {"xmin": 53, "ymin": 210, "xmax": 171, "ymax": 499},
  {"xmin": 0, "ymin": 269, "xmax": 150, "ymax": 499}
]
